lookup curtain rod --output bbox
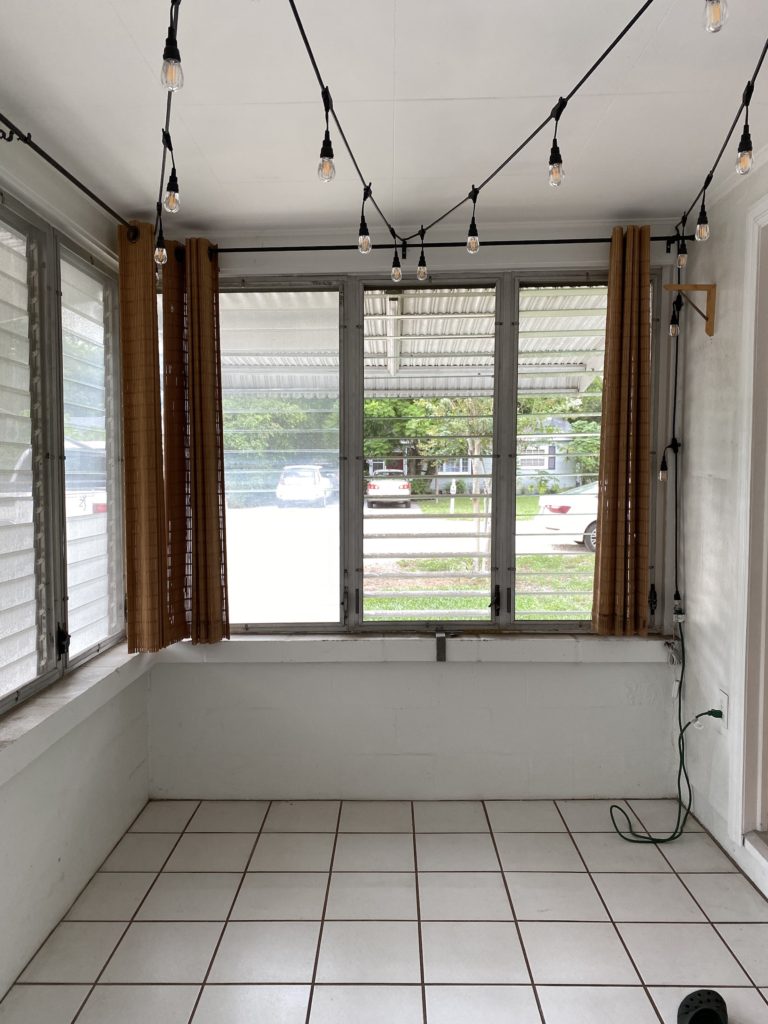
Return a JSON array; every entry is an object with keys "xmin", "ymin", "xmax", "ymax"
[
  {"xmin": 215, "ymin": 235, "xmax": 688, "ymax": 254},
  {"xmin": 0, "ymin": 110, "xmax": 131, "ymax": 228}
]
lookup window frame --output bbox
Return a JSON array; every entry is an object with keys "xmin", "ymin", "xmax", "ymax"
[
  {"xmin": 221, "ymin": 267, "xmax": 667, "ymax": 637},
  {"xmin": 0, "ymin": 194, "xmax": 124, "ymax": 718}
]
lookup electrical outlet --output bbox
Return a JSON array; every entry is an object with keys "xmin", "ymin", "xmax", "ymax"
[{"xmin": 718, "ymin": 689, "xmax": 729, "ymax": 731}]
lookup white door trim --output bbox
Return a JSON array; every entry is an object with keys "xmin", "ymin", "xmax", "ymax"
[{"xmin": 739, "ymin": 193, "xmax": 768, "ymax": 838}]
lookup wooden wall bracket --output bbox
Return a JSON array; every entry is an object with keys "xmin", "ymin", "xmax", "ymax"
[{"xmin": 663, "ymin": 283, "xmax": 717, "ymax": 337}]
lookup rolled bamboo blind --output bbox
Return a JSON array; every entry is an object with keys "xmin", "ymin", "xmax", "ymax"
[
  {"xmin": 118, "ymin": 221, "xmax": 169, "ymax": 652},
  {"xmin": 185, "ymin": 238, "xmax": 229, "ymax": 643},
  {"xmin": 162, "ymin": 240, "xmax": 191, "ymax": 644},
  {"xmin": 592, "ymin": 225, "xmax": 652, "ymax": 636}
]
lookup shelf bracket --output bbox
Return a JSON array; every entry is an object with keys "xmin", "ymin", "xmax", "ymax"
[{"xmin": 663, "ymin": 283, "xmax": 717, "ymax": 337}]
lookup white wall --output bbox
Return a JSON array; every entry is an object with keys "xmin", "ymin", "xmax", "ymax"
[
  {"xmin": 148, "ymin": 638, "xmax": 676, "ymax": 800},
  {"xmin": 0, "ymin": 677, "xmax": 148, "ymax": 997},
  {"xmin": 683, "ymin": 164, "xmax": 768, "ymax": 846}
]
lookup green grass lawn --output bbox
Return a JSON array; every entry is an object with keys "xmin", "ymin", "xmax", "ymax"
[
  {"xmin": 416, "ymin": 494, "xmax": 540, "ymax": 519},
  {"xmin": 364, "ymin": 550, "xmax": 595, "ymax": 621}
]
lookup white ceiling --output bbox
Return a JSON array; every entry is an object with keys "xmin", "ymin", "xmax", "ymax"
[{"xmin": 0, "ymin": 0, "xmax": 766, "ymax": 242}]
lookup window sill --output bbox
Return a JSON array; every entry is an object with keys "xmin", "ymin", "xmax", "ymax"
[
  {"xmin": 0, "ymin": 645, "xmax": 152, "ymax": 788},
  {"xmin": 154, "ymin": 633, "xmax": 670, "ymax": 665}
]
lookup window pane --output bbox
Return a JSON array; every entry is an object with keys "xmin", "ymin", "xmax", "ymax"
[
  {"xmin": 61, "ymin": 257, "xmax": 121, "ymax": 657},
  {"xmin": 220, "ymin": 291, "xmax": 340, "ymax": 624},
  {"xmin": 515, "ymin": 285, "xmax": 607, "ymax": 621},
  {"xmin": 363, "ymin": 287, "xmax": 495, "ymax": 622},
  {"xmin": 0, "ymin": 223, "xmax": 42, "ymax": 696}
]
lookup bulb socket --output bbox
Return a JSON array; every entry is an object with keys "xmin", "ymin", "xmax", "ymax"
[
  {"xmin": 739, "ymin": 123, "xmax": 753, "ymax": 155},
  {"xmin": 468, "ymin": 215, "xmax": 478, "ymax": 239},
  {"xmin": 166, "ymin": 168, "xmax": 179, "ymax": 194},
  {"xmin": 549, "ymin": 138, "xmax": 563, "ymax": 166},
  {"xmin": 359, "ymin": 214, "xmax": 369, "ymax": 237},
  {"xmin": 320, "ymin": 129, "xmax": 334, "ymax": 160},
  {"xmin": 163, "ymin": 29, "xmax": 181, "ymax": 63}
]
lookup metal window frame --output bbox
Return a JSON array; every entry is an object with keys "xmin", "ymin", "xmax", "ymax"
[
  {"xmin": 0, "ymin": 193, "xmax": 124, "ymax": 720},
  {"xmin": 218, "ymin": 265, "xmax": 666, "ymax": 637},
  {"xmin": 56, "ymin": 239, "xmax": 125, "ymax": 671}
]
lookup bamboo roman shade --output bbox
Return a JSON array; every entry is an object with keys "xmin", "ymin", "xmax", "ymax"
[
  {"xmin": 118, "ymin": 222, "xmax": 168, "ymax": 651},
  {"xmin": 118, "ymin": 222, "xmax": 228, "ymax": 651},
  {"xmin": 592, "ymin": 225, "xmax": 652, "ymax": 636}
]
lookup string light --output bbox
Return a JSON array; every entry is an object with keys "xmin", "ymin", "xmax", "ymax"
[
  {"xmin": 391, "ymin": 246, "xmax": 402, "ymax": 283},
  {"xmin": 695, "ymin": 197, "xmax": 710, "ymax": 242},
  {"xmin": 154, "ymin": 210, "xmax": 168, "ymax": 265},
  {"xmin": 548, "ymin": 97, "xmax": 567, "ymax": 187},
  {"xmin": 161, "ymin": 0, "xmax": 184, "ymax": 91},
  {"xmin": 737, "ymin": 82, "xmax": 755, "ymax": 175},
  {"xmin": 416, "ymin": 227, "xmax": 428, "ymax": 281},
  {"xmin": 676, "ymin": 236, "xmax": 688, "ymax": 269},
  {"xmin": 358, "ymin": 184, "xmax": 372, "ymax": 253},
  {"xmin": 466, "ymin": 186, "xmax": 480, "ymax": 254},
  {"xmin": 161, "ymin": 131, "xmax": 180, "ymax": 213},
  {"xmin": 704, "ymin": 0, "xmax": 728, "ymax": 33},
  {"xmin": 659, "ymin": 452, "xmax": 668, "ymax": 483},
  {"xmin": 317, "ymin": 87, "xmax": 336, "ymax": 183},
  {"xmin": 669, "ymin": 293, "xmax": 683, "ymax": 336}
]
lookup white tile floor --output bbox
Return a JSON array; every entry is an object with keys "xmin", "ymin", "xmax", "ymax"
[{"xmin": 2, "ymin": 798, "xmax": 768, "ymax": 1023}]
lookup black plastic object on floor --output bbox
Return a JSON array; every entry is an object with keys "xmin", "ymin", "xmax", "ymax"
[{"xmin": 677, "ymin": 989, "xmax": 728, "ymax": 1023}]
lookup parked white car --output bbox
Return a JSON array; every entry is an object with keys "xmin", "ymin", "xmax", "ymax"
[
  {"xmin": 275, "ymin": 465, "xmax": 333, "ymax": 507},
  {"xmin": 366, "ymin": 471, "xmax": 412, "ymax": 509},
  {"xmin": 537, "ymin": 481, "xmax": 598, "ymax": 552}
]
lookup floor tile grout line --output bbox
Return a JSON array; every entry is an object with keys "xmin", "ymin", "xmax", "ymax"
[
  {"xmin": 552, "ymin": 800, "xmax": 666, "ymax": 1024},
  {"xmin": 303, "ymin": 801, "xmax": 343, "ymax": 1024},
  {"xmin": 184, "ymin": 800, "xmax": 274, "ymax": 1024},
  {"xmin": 11, "ymin": 979, "xmax": 767, "ymax": 988},
  {"xmin": 410, "ymin": 801, "xmax": 428, "ymax": 1024},
  {"xmin": 69, "ymin": 799, "xmax": 204, "ymax": 1024},
  {"xmin": 481, "ymin": 800, "xmax": 546, "ymax": 1024},
  {"xmin": 625, "ymin": 800, "xmax": 768, "ymax": 1009}
]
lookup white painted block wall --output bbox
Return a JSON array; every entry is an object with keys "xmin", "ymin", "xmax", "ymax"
[
  {"xmin": 0, "ymin": 679, "xmax": 148, "ymax": 997},
  {"xmin": 148, "ymin": 640, "xmax": 677, "ymax": 800}
]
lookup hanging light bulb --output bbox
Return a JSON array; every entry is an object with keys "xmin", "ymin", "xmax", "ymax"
[
  {"xmin": 669, "ymin": 292, "xmax": 684, "ymax": 336},
  {"xmin": 676, "ymin": 236, "xmax": 688, "ymax": 270},
  {"xmin": 467, "ymin": 216, "xmax": 479, "ymax": 254},
  {"xmin": 416, "ymin": 229, "xmax": 428, "ymax": 281},
  {"xmin": 547, "ymin": 98, "xmax": 568, "ymax": 188},
  {"xmin": 391, "ymin": 248, "xmax": 402, "ymax": 283},
  {"xmin": 161, "ymin": 3, "xmax": 183, "ymax": 90},
  {"xmin": 317, "ymin": 87, "xmax": 335, "ymax": 182},
  {"xmin": 357, "ymin": 184, "xmax": 372, "ymax": 253},
  {"xmin": 659, "ymin": 452, "xmax": 668, "ymax": 483},
  {"xmin": 163, "ymin": 167, "xmax": 180, "ymax": 213},
  {"xmin": 358, "ymin": 213, "xmax": 371, "ymax": 254},
  {"xmin": 703, "ymin": 0, "xmax": 728, "ymax": 33},
  {"xmin": 548, "ymin": 137, "xmax": 564, "ymax": 187},
  {"xmin": 737, "ymin": 120, "xmax": 753, "ymax": 175},
  {"xmin": 154, "ymin": 226, "xmax": 168, "ymax": 266},
  {"xmin": 466, "ymin": 186, "xmax": 480, "ymax": 254},
  {"xmin": 695, "ymin": 199, "xmax": 710, "ymax": 242},
  {"xmin": 318, "ymin": 130, "xmax": 336, "ymax": 182}
]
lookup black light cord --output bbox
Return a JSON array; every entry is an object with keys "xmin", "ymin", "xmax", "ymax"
[
  {"xmin": 285, "ymin": 0, "xmax": 660, "ymax": 244},
  {"xmin": 610, "ymin": 624, "xmax": 723, "ymax": 844},
  {"xmin": 677, "ymin": 35, "xmax": 768, "ymax": 232}
]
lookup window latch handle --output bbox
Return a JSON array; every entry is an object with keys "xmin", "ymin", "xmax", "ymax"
[
  {"xmin": 56, "ymin": 624, "xmax": 71, "ymax": 660},
  {"xmin": 489, "ymin": 585, "xmax": 501, "ymax": 616}
]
